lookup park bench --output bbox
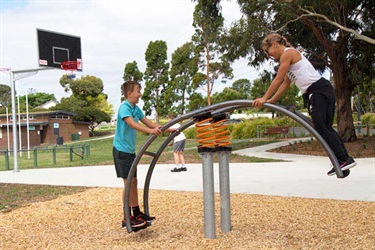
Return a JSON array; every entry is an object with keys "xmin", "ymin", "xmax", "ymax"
[{"xmin": 263, "ymin": 126, "xmax": 289, "ymax": 138}]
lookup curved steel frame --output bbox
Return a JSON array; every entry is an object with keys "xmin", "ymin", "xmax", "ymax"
[{"xmin": 123, "ymin": 101, "xmax": 343, "ymax": 232}]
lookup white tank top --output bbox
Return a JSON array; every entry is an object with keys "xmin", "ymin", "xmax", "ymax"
[{"xmin": 285, "ymin": 48, "xmax": 322, "ymax": 93}]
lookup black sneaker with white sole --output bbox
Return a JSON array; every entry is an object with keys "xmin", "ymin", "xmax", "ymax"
[
  {"xmin": 171, "ymin": 167, "xmax": 181, "ymax": 172},
  {"xmin": 327, "ymin": 157, "xmax": 357, "ymax": 176},
  {"xmin": 136, "ymin": 212, "xmax": 155, "ymax": 225}
]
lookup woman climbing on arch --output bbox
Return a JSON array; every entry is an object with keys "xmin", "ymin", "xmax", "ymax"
[{"xmin": 252, "ymin": 33, "xmax": 356, "ymax": 177}]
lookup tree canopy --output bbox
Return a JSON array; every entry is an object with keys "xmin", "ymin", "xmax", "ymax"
[{"xmin": 142, "ymin": 40, "xmax": 170, "ymax": 122}]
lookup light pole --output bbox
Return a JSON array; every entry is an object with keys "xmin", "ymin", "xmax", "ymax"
[{"xmin": 6, "ymin": 106, "xmax": 10, "ymax": 155}]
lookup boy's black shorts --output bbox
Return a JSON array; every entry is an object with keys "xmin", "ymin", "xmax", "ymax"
[{"xmin": 113, "ymin": 147, "xmax": 137, "ymax": 179}]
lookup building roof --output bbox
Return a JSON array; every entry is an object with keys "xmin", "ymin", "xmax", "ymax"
[
  {"xmin": 0, "ymin": 110, "xmax": 76, "ymax": 117},
  {"xmin": 34, "ymin": 100, "xmax": 59, "ymax": 109}
]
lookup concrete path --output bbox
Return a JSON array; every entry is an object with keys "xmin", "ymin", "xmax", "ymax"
[{"xmin": 1, "ymin": 138, "xmax": 374, "ymax": 201}]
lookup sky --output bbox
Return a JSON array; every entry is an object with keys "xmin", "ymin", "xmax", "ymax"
[{"xmin": 0, "ymin": 0, "xmax": 262, "ymax": 116}]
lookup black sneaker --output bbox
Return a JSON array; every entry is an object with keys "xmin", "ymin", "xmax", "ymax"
[
  {"xmin": 122, "ymin": 216, "xmax": 147, "ymax": 232},
  {"xmin": 171, "ymin": 167, "xmax": 181, "ymax": 172},
  {"xmin": 180, "ymin": 167, "xmax": 187, "ymax": 171},
  {"xmin": 137, "ymin": 212, "xmax": 156, "ymax": 225},
  {"xmin": 327, "ymin": 157, "xmax": 357, "ymax": 176}
]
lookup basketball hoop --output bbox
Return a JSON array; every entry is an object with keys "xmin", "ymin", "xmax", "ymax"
[{"xmin": 60, "ymin": 60, "xmax": 80, "ymax": 79}]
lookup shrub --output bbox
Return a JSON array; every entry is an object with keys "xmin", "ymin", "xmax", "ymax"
[
  {"xmin": 361, "ymin": 113, "xmax": 375, "ymax": 136},
  {"xmin": 184, "ymin": 127, "xmax": 197, "ymax": 139},
  {"xmin": 231, "ymin": 118, "xmax": 275, "ymax": 139}
]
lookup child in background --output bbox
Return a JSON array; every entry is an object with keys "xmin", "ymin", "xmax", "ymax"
[{"xmin": 168, "ymin": 114, "xmax": 187, "ymax": 172}]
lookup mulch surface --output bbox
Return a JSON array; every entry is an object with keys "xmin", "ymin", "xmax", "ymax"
[{"xmin": 1, "ymin": 188, "xmax": 374, "ymax": 249}]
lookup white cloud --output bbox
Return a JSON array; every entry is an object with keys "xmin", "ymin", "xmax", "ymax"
[{"xmin": 0, "ymin": 0, "xmax": 261, "ymax": 115}]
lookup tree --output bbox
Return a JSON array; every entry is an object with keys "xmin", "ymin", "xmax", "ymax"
[
  {"xmin": 221, "ymin": 0, "xmax": 375, "ymax": 142},
  {"xmin": 57, "ymin": 75, "xmax": 114, "ymax": 126},
  {"xmin": 122, "ymin": 61, "xmax": 144, "ymax": 102},
  {"xmin": 142, "ymin": 40, "xmax": 170, "ymax": 123},
  {"xmin": 74, "ymin": 106, "xmax": 111, "ymax": 135},
  {"xmin": 186, "ymin": 92, "xmax": 206, "ymax": 112},
  {"xmin": 18, "ymin": 92, "xmax": 57, "ymax": 112},
  {"xmin": 231, "ymin": 79, "xmax": 252, "ymax": 95},
  {"xmin": 169, "ymin": 42, "xmax": 199, "ymax": 115},
  {"xmin": 192, "ymin": 0, "xmax": 233, "ymax": 105},
  {"xmin": 123, "ymin": 61, "xmax": 143, "ymax": 82},
  {"xmin": 210, "ymin": 87, "xmax": 249, "ymax": 105},
  {"xmin": 0, "ymin": 84, "xmax": 11, "ymax": 113}
]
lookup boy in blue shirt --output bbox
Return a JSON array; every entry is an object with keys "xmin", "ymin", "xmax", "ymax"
[{"xmin": 113, "ymin": 80, "xmax": 172, "ymax": 231}]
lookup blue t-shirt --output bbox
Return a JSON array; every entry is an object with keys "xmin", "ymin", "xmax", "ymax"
[{"xmin": 113, "ymin": 100, "xmax": 144, "ymax": 153}]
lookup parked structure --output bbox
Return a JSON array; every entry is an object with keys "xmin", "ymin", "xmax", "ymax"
[{"xmin": 0, "ymin": 110, "xmax": 90, "ymax": 149}]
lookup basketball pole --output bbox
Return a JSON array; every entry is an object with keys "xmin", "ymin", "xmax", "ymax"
[{"xmin": 9, "ymin": 67, "xmax": 54, "ymax": 173}]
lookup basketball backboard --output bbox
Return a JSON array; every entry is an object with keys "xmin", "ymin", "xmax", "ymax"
[{"xmin": 37, "ymin": 28, "xmax": 82, "ymax": 71}]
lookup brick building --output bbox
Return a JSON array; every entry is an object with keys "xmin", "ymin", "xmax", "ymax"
[{"xmin": 0, "ymin": 110, "xmax": 91, "ymax": 150}]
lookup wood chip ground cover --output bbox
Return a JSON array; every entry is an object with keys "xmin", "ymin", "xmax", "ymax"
[{"xmin": 1, "ymin": 188, "xmax": 374, "ymax": 249}]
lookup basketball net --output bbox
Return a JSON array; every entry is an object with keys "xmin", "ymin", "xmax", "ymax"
[{"xmin": 60, "ymin": 60, "xmax": 81, "ymax": 79}]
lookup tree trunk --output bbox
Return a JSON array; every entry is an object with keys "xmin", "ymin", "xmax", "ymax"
[
  {"xmin": 331, "ymin": 52, "xmax": 357, "ymax": 142},
  {"xmin": 206, "ymin": 46, "xmax": 211, "ymax": 106},
  {"xmin": 181, "ymin": 88, "xmax": 185, "ymax": 115}
]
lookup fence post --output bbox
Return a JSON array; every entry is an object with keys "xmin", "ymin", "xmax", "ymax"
[
  {"xmin": 33, "ymin": 147, "xmax": 38, "ymax": 168},
  {"xmin": 70, "ymin": 146, "xmax": 73, "ymax": 161},
  {"xmin": 5, "ymin": 149, "xmax": 10, "ymax": 170},
  {"xmin": 53, "ymin": 147, "xmax": 57, "ymax": 165},
  {"xmin": 86, "ymin": 144, "xmax": 90, "ymax": 156}
]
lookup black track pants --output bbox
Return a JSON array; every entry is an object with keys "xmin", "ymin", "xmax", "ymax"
[{"xmin": 309, "ymin": 92, "xmax": 348, "ymax": 161}]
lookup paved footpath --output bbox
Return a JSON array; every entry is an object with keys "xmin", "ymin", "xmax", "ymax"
[{"xmin": 1, "ymin": 138, "xmax": 374, "ymax": 202}]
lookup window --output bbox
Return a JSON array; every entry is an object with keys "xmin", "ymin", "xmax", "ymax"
[
  {"xmin": 22, "ymin": 115, "xmax": 36, "ymax": 120},
  {"xmin": 51, "ymin": 115, "xmax": 70, "ymax": 120}
]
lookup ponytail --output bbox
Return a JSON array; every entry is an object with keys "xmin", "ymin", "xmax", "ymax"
[{"xmin": 262, "ymin": 33, "xmax": 292, "ymax": 47}]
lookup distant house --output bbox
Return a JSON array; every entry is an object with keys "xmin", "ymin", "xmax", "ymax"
[
  {"xmin": 0, "ymin": 110, "xmax": 91, "ymax": 149},
  {"xmin": 34, "ymin": 100, "xmax": 59, "ymax": 109}
]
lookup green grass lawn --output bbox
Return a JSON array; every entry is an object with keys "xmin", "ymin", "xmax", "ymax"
[{"xmin": 0, "ymin": 133, "xmax": 280, "ymax": 171}]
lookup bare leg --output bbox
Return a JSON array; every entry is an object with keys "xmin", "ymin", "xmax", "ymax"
[
  {"xmin": 122, "ymin": 178, "xmax": 139, "ymax": 208},
  {"xmin": 173, "ymin": 152, "xmax": 180, "ymax": 165},
  {"xmin": 178, "ymin": 152, "xmax": 185, "ymax": 165}
]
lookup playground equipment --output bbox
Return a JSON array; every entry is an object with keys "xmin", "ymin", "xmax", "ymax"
[{"xmin": 123, "ymin": 100, "xmax": 345, "ymax": 237}]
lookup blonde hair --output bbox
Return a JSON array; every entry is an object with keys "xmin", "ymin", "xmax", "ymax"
[{"xmin": 262, "ymin": 33, "xmax": 292, "ymax": 47}]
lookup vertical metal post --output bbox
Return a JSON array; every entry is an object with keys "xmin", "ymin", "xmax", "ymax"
[
  {"xmin": 70, "ymin": 146, "xmax": 73, "ymax": 161},
  {"xmin": 200, "ymin": 151, "xmax": 216, "ymax": 239},
  {"xmin": 218, "ymin": 150, "xmax": 232, "ymax": 233},
  {"xmin": 6, "ymin": 107, "xmax": 10, "ymax": 155},
  {"xmin": 33, "ymin": 147, "xmax": 37, "ymax": 167},
  {"xmin": 17, "ymin": 93, "xmax": 22, "ymax": 157},
  {"xmin": 26, "ymin": 93, "xmax": 30, "ymax": 159},
  {"xmin": 10, "ymin": 72, "xmax": 19, "ymax": 172},
  {"xmin": 5, "ymin": 149, "xmax": 9, "ymax": 170},
  {"xmin": 8, "ymin": 67, "xmax": 54, "ymax": 172},
  {"xmin": 53, "ymin": 147, "xmax": 57, "ymax": 165}
]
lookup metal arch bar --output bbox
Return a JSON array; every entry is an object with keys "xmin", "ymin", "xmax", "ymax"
[
  {"xmin": 143, "ymin": 119, "xmax": 197, "ymax": 216},
  {"xmin": 124, "ymin": 100, "xmax": 343, "ymax": 232}
]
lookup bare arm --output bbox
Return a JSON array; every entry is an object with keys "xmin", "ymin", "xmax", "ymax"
[
  {"xmin": 140, "ymin": 116, "xmax": 177, "ymax": 133},
  {"xmin": 253, "ymin": 50, "xmax": 295, "ymax": 108},
  {"xmin": 124, "ymin": 116, "xmax": 162, "ymax": 136},
  {"xmin": 267, "ymin": 75, "xmax": 292, "ymax": 103}
]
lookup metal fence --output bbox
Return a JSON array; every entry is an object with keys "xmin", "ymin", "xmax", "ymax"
[
  {"xmin": 256, "ymin": 124, "xmax": 375, "ymax": 138},
  {"xmin": 0, "ymin": 144, "xmax": 90, "ymax": 171}
]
